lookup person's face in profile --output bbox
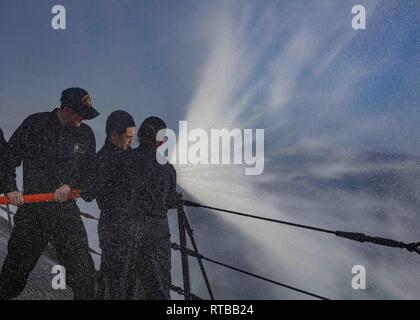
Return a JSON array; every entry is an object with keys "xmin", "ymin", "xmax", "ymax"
[
  {"xmin": 111, "ymin": 127, "xmax": 135, "ymax": 150},
  {"xmin": 61, "ymin": 107, "xmax": 83, "ymax": 128}
]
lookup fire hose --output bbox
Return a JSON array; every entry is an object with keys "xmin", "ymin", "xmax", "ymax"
[{"xmin": 0, "ymin": 190, "xmax": 81, "ymax": 205}]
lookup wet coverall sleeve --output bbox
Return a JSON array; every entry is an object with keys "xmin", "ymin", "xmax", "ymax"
[{"xmin": 0, "ymin": 128, "xmax": 17, "ymax": 194}]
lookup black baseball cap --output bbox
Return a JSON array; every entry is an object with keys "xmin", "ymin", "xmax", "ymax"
[{"xmin": 60, "ymin": 87, "xmax": 100, "ymax": 120}]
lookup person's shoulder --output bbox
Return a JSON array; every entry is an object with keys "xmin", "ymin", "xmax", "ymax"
[
  {"xmin": 129, "ymin": 147, "xmax": 144, "ymax": 166},
  {"xmin": 0, "ymin": 128, "xmax": 5, "ymax": 145},
  {"xmin": 167, "ymin": 163, "xmax": 176, "ymax": 177},
  {"xmin": 79, "ymin": 122, "xmax": 94, "ymax": 135},
  {"xmin": 22, "ymin": 112, "xmax": 50, "ymax": 125},
  {"xmin": 165, "ymin": 162, "xmax": 176, "ymax": 171},
  {"xmin": 160, "ymin": 160, "xmax": 176, "ymax": 177},
  {"xmin": 94, "ymin": 147, "xmax": 108, "ymax": 170},
  {"xmin": 78, "ymin": 123, "xmax": 96, "ymax": 143},
  {"xmin": 96, "ymin": 145, "xmax": 106, "ymax": 156},
  {"xmin": 14, "ymin": 112, "xmax": 51, "ymax": 134},
  {"xmin": 96, "ymin": 145, "xmax": 113, "ymax": 159},
  {"xmin": 131, "ymin": 146, "xmax": 147, "ymax": 160}
]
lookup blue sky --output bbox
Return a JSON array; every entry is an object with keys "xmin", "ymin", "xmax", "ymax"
[{"xmin": 0, "ymin": 0, "xmax": 206, "ymax": 142}]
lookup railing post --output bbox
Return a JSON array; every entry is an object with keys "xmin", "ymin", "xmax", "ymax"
[
  {"xmin": 182, "ymin": 212, "xmax": 215, "ymax": 300},
  {"xmin": 177, "ymin": 194, "xmax": 191, "ymax": 300}
]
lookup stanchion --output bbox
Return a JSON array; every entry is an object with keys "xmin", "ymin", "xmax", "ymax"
[{"xmin": 177, "ymin": 194, "xmax": 191, "ymax": 300}]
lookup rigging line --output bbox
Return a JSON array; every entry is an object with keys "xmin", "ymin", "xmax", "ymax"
[
  {"xmin": 183, "ymin": 200, "xmax": 420, "ymax": 255},
  {"xmin": 0, "ymin": 205, "xmax": 14, "ymax": 216},
  {"xmin": 171, "ymin": 242, "xmax": 329, "ymax": 300},
  {"xmin": 183, "ymin": 200, "xmax": 335, "ymax": 234},
  {"xmin": 88, "ymin": 245, "xmax": 204, "ymax": 300}
]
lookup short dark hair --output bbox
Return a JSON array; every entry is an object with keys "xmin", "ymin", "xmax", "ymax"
[
  {"xmin": 138, "ymin": 116, "xmax": 167, "ymax": 143},
  {"xmin": 106, "ymin": 110, "xmax": 136, "ymax": 137}
]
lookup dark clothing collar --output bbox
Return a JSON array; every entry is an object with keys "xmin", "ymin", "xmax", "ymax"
[
  {"xmin": 136, "ymin": 143, "xmax": 156, "ymax": 154},
  {"xmin": 103, "ymin": 138, "xmax": 132, "ymax": 154}
]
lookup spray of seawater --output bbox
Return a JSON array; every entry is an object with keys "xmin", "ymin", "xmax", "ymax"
[{"xmin": 169, "ymin": 1, "xmax": 420, "ymax": 299}]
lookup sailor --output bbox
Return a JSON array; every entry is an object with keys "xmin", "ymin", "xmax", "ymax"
[
  {"xmin": 85, "ymin": 110, "xmax": 136, "ymax": 299},
  {"xmin": 127, "ymin": 116, "xmax": 178, "ymax": 300},
  {"xmin": 93, "ymin": 116, "xmax": 177, "ymax": 299},
  {"xmin": 0, "ymin": 87, "xmax": 99, "ymax": 300},
  {"xmin": 0, "ymin": 128, "xmax": 23, "ymax": 205}
]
